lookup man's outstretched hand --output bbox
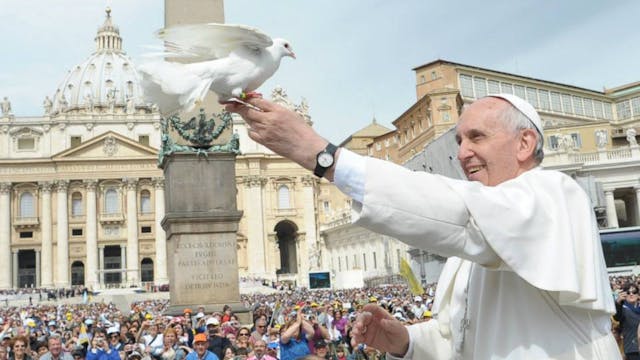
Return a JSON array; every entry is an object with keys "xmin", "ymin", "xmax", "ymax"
[
  {"xmin": 351, "ymin": 304, "xmax": 410, "ymax": 357},
  {"xmin": 226, "ymin": 98, "xmax": 337, "ymax": 180}
]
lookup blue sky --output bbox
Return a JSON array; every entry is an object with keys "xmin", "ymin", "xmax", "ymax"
[{"xmin": 0, "ymin": 1, "xmax": 638, "ymax": 143}]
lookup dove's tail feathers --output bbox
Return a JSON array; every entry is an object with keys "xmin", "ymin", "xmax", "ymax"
[
  {"xmin": 138, "ymin": 61, "xmax": 217, "ymax": 116},
  {"xmin": 138, "ymin": 61, "xmax": 193, "ymax": 116}
]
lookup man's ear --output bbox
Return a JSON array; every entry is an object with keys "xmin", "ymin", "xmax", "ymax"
[{"xmin": 516, "ymin": 129, "xmax": 538, "ymax": 162}]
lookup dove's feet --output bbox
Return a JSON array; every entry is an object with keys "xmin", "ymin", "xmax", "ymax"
[{"xmin": 241, "ymin": 91, "xmax": 263, "ymax": 100}]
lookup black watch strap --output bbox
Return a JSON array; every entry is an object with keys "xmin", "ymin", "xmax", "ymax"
[{"xmin": 313, "ymin": 143, "xmax": 338, "ymax": 178}]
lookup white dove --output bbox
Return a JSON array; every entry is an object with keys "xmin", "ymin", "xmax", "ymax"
[{"xmin": 138, "ymin": 23, "xmax": 295, "ymax": 115}]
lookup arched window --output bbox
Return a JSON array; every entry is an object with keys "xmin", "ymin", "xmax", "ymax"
[
  {"xmin": 141, "ymin": 258, "xmax": 154, "ymax": 282},
  {"xmin": 278, "ymin": 185, "xmax": 290, "ymax": 209},
  {"xmin": 105, "ymin": 189, "xmax": 118, "ymax": 214},
  {"xmin": 71, "ymin": 192, "xmax": 83, "ymax": 216},
  {"xmin": 140, "ymin": 190, "xmax": 151, "ymax": 213},
  {"xmin": 20, "ymin": 192, "xmax": 35, "ymax": 217}
]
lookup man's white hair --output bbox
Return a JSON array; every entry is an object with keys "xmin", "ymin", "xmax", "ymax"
[{"xmin": 498, "ymin": 105, "xmax": 545, "ymax": 164}]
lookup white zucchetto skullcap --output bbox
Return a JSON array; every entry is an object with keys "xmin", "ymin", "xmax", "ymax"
[{"xmin": 486, "ymin": 93, "xmax": 544, "ymax": 137}]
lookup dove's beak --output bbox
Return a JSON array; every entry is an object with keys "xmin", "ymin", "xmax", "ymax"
[{"xmin": 288, "ymin": 51, "xmax": 296, "ymax": 59}]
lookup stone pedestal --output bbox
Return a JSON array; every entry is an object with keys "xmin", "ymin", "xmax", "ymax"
[{"xmin": 161, "ymin": 153, "xmax": 249, "ymax": 322}]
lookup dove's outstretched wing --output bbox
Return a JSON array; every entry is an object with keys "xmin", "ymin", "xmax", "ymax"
[{"xmin": 156, "ymin": 23, "xmax": 273, "ymax": 62}]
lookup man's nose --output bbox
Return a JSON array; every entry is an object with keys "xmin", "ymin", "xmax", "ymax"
[{"xmin": 457, "ymin": 141, "xmax": 473, "ymax": 161}]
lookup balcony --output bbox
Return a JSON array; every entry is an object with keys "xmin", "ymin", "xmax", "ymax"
[
  {"xmin": 543, "ymin": 144, "xmax": 640, "ymax": 167},
  {"xmin": 99, "ymin": 212, "xmax": 125, "ymax": 225},
  {"xmin": 13, "ymin": 216, "xmax": 39, "ymax": 229}
]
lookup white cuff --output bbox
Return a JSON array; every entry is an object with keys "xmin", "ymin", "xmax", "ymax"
[{"xmin": 333, "ymin": 148, "xmax": 365, "ymax": 203}]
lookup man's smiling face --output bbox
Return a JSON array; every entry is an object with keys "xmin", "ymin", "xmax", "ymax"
[{"xmin": 456, "ymin": 97, "xmax": 524, "ymax": 186}]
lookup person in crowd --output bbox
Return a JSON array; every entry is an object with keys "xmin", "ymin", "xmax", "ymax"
[
  {"xmin": 246, "ymin": 340, "xmax": 275, "ymax": 360},
  {"xmin": 0, "ymin": 345, "xmax": 8, "ymax": 360},
  {"xmin": 170, "ymin": 323, "xmax": 189, "ymax": 349},
  {"xmin": 331, "ymin": 311, "xmax": 346, "ymax": 341},
  {"xmin": 160, "ymin": 328, "xmax": 186, "ymax": 360},
  {"xmin": 279, "ymin": 310, "xmax": 314, "ymax": 360},
  {"xmin": 220, "ymin": 347, "xmax": 235, "ymax": 360},
  {"xmin": 107, "ymin": 328, "xmax": 123, "ymax": 353},
  {"xmin": 33, "ymin": 342, "xmax": 48, "ymax": 359},
  {"xmin": 248, "ymin": 320, "xmax": 267, "ymax": 347},
  {"xmin": 226, "ymin": 94, "xmax": 620, "ymax": 359},
  {"xmin": 334, "ymin": 344, "xmax": 347, "ymax": 360},
  {"xmin": 185, "ymin": 334, "xmax": 217, "ymax": 360},
  {"xmin": 39, "ymin": 335, "xmax": 73, "ymax": 360},
  {"xmin": 233, "ymin": 329, "xmax": 251, "ymax": 354},
  {"xmin": 220, "ymin": 307, "xmax": 232, "ymax": 326},
  {"xmin": 265, "ymin": 342, "xmax": 278, "ymax": 360},
  {"xmin": 615, "ymin": 285, "xmax": 640, "ymax": 360},
  {"xmin": 312, "ymin": 340, "xmax": 333, "ymax": 360},
  {"xmin": 70, "ymin": 347, "xmax": 84, "ymax": 360},
  {"xmin": 306, "ymin": 316, "xmax": 329, "ymax": 355},
  {"xmin": 141, "ymin": 321, "xmax": 163, "ymax": 359},
  {"xmin": 9, "ymin": 336, "xmax": 33, "ymax": 360},
  {"xmin": 205, "ymin": 319, "xmax": 229, "ymax": 360},
  {"xmin": 86, "ymin": 329, "xmax": 119, "ymax": 360}
]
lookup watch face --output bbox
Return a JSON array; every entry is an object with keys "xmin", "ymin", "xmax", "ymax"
[{"xmin": 318, "ymin": 152, "xmax": 334, "ymax": 167}]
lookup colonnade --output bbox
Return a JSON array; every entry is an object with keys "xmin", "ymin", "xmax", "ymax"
[{"xmin": 0, "ymin": 177, "xmax": 168, "ymax": 289}]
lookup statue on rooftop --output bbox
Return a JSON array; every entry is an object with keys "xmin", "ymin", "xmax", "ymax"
[
  {"xmin": 1, "ymin": 97, "xmax": 12, "ymax": 117},
  {"xmin": 43, "ymin": 96, "xmax": 53, "ymax": 115}
]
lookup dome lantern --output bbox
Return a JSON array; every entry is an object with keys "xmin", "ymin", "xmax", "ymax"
[
  {"xmin": 95, "ymin": 7, "xmax": 123, "ymax": 54},
  {"xmin": 49, "ymin": 8, "xmax": 151, "ymax": 116}
]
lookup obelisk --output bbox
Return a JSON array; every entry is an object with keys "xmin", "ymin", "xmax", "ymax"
[{"xmin": 161, "ymin": 0, "xmax": 248, "ymax": 322}]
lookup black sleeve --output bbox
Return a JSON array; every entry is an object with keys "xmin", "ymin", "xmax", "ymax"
[{"xmin": 613, "ymin": 301, "xmax": 624, "ymax": 322}]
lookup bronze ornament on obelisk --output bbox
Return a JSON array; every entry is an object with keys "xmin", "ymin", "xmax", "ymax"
[{"xmin": 160, "ymin": 0, "xmax": 249, "ymax": 322}]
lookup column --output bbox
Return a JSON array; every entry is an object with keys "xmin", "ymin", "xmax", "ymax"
[
  {"xmin": 39, "ymin": 182, "xmax": 53, "ymax": 288},
  {"xmin": 301, "ymin": 176, "xmax": 318, "ymax": 282},
  {"xmin": 98, "ymin": 246, "xmax": 105, "ymax": 288},
  {"xmin": 55, "ymin": 180, "xmax": 70, "ymax": 287},
  {"xmin": 35, "ymin": 250, "xmax": 41, "ymax": 288},
  {"xmin": 0, "ymin": 183, "xmax": 12, "ymax": 289},
  {"xmin": 605, "ymin": 190, "xmax": 619, "ymax": 229},
  {"xmin": 124, "ymin": 178, "xmax": 139, "ymax": 285},
  {"xmin": 243, "ymin": 176, "xmax": 266, "ymax": 275},
  {"xmin": 153, "ymin": 178, "xmax": 168, "ymax": 284},
  {"xmin": 84, "ymin": 180, "xmax": 99, "ymax": 289},
  {"xmin": 120, "ymin": 244, "xmax": 127, "ymax": 286},
  {"xmin": 12, "ymin": 251, "xmax": 18, "ymax": 288}
]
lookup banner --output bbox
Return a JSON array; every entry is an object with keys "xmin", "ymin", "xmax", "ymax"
[{"xmin": 399, "ymin": 257, "xmax": 424, "ymax": 295}]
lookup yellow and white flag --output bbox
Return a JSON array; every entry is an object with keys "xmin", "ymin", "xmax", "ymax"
[{"xmin": 399, "ymin": 257, "xmax": 424, "ymax": 295}]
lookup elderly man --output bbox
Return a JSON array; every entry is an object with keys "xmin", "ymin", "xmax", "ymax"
[
  {"xmin": 227, "ymin": 94, "xmax": 618, "ymax": 359},
  {"xmin": 39, "ymin": 335, "xmax": 73, "ymax": 360},
  {"xmin": 250, "ymin": 318, "xmax": 269, "ymax": 345},
  {"xmin": 186, "ymin": 334, "xmax": 218, "ymax": 360}
]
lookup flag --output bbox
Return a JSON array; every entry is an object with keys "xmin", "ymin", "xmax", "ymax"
[
  {"xmin": 83, "ymin": 291, "xmax": 88, "ymax": 304},
  {"xmin": 399, "ymin": 257, "xmax": 424, "ymax": 295},
  {"xmin": 269, "ymin": 300, "xmax": 282, "ymax": 327}
]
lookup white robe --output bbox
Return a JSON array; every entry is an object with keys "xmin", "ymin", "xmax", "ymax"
[{"xmin": 334, "ymin": 150, "xmax": 620, "ymax": 360}]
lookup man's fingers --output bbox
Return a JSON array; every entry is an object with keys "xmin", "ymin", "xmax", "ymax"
[{"xmin": 245, "ymin": 97, "xmax": 276, "ymax": 111}]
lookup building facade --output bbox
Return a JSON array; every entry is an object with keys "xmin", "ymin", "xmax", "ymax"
[
  {"xmin": 0, "ymin": 11, "xmax": 328, "ymax": 290},
  {"xmin": 0, "ymin": 10, "xmax": 166, "ymax": 290}
]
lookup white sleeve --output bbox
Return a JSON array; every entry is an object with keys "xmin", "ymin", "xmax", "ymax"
[{"xmin": 333, "ymin": 148, "xmax": 365, "ymax": 203}]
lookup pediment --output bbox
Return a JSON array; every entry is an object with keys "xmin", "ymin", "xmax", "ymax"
[{"xmin": 52, "ymin": 131, "xmax": 157, "ymax": 161}]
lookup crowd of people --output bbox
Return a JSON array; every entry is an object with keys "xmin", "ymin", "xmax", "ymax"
[
  {"xmin": 0, "ymin": 283, "xmax": 439, "ymax": 360},
  {"xmin": 0, "ymin": 275, "xmax": 637, "ymax": 360}
]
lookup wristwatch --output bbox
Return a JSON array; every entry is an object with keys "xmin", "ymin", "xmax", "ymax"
[{"xmin": 314, "ymin": 143, "xmax": 338, "ymax": 178}]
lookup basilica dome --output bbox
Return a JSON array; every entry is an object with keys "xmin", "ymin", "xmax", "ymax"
[{"xmin": 50, "ymin": 8, "xmax": 150, "ymax": 115}]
